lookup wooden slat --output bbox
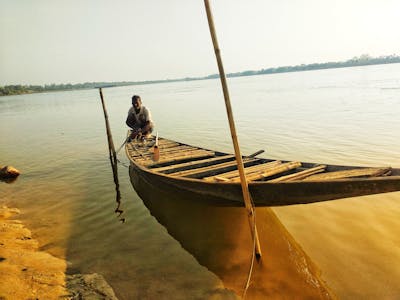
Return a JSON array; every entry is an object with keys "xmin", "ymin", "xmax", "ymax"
[
  {"xmin": 151, "ymin": 155, "xmax": 235, "ymax": 172},
  {"xmin": 213, "ymin": 176, "xmax": 230, "ymax": 182},
  {"xmin": 133, "ymin": 139, "xmax": 179, "ymax": 150},
  {"xmin": 129, "ymin": 149, "xmax": 151, "ymax": 158},
  {"xmin": 130, "ymin": 146, "xmax": 195, "ymax": 160},
  {"xmin": 143, "ymin": 151, "xmax": 215, "ymax": 167},
  {"xmin": 135, "ymin": 148, "xmax": 205, "ymax": 161},
  {"xmin": 160, "ymin": 150, "xmax": 213, "ymax": 158},
  {"xmin": 157, "ymin": 138, "xmax": 178, "ymax": 145},
  {"xmin": 268, "ymin": 165, "xmax": 326, "ymax": 182},
  {"xmin": 230, "ymin": 161, "xmax": 284, "ymax": 179},
  {"xmin": 204, "ymin": 160, "xmax": 281, "ymax": 182},
  {"xmin": 159, "ymin": 145, "xmax": 196, "ymax": 154},
  {"xmin": 159, "ymin": 148, "xmax": 209, "ymax": 158},
  {"xmin": 231, "ymin": 161, "xmax": 302, "ymax": 182},
  {"xmin": 303, "ymin": 167, "xmax": 391, "ymax": 181},
  {"xmin": 128, "ymin": 144, "xmax": 147, "ymax": 159},
  {"xmin": 158, "ymin": 143, "xmax": 185, "ymax": 150},
  {"xmin": 132, "ymin": 141, "xmax": 181, "ymax": 153},
  {"xmin": 130, "ymin": 145, "xmax": 195, "ymax": 159},
  {"xmin": 171, "ymin": 157, "xmax": 258, "ymax": 178}
]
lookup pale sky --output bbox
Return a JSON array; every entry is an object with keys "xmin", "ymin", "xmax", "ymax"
[{"xmin": 1, "ymin": 0, "xmax": 399, "ymax": 85}]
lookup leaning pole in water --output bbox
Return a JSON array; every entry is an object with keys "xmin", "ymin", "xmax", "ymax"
[
  {"xmin": 99, "ymin": 88, "xmax": 124, "ymax": 218},
  {"xmin": 203, "ymin": 0, "xmax": 262, "ymax": 257}
]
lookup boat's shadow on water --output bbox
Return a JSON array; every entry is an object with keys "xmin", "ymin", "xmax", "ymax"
[{"xmin": 130, "ymin": 167, "xmax": 335, "ymax": 299}]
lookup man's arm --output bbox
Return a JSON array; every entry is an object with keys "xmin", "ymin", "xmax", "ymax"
[{"xmin": 126, "ymin": 111, "xmax": 136, "ymax": 128}]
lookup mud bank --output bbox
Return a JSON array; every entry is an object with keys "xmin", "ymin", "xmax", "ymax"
[{"xmin": 0, "ymin": 206, "xmax": 118, "ymax": 299}]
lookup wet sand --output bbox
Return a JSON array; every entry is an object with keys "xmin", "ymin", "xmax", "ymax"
[{"xmin": 0, "ymin": 206, "xmax": 117, "ymax": 299}]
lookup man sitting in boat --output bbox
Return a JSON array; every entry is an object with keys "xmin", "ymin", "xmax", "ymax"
[{"xmin": 126, "ymin": 95, "xmax": 154, "ymax": 141}]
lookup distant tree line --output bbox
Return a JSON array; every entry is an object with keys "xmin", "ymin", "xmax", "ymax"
[
  {"xmin": 0, "ymin": 82, "xmax": 132, "ymax": 96},
  {"xmin": 0, "ymin": 80, "xmax": 180, "ymax": 96},
  {"xmin": 225, "ymin": 54, "xmax": 400, "ymax": 78},
  {"xmin": 1, "ymin": 54, "xmax": 399, "ymax": 96}
]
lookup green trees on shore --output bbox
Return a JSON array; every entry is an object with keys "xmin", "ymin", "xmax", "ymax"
[
  {"xmin": 0, "ymin": 82, "xmax": 115, "ymax": 96},
  {"xmin": 227, "ymin": 54, "xmax": 400, "ymax": 78},
  {"xmin": 1, "ymin": 54, "xmax": 399, "ymax": 97}
]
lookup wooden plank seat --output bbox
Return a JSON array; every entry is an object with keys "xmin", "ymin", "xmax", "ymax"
[
  {"xmin": 302, "ymin": 167, "xmax": 392, "ymax": 181},
  {"xmin": 230, "ymin": 161, "xmax": 302, "ymax": 182},
  {"xmin": 151, "ymin": 155, "xmax": 235, "ymax": 173},
  {"xmin": 204, "ymin": 160, "xmax": 282, "ymax": 182},
  {"xmin": 157, "ymin": 145, "xmax": 199, "ymax": 155},
  {"xmin": 131, "ymin": 145, "xmax": 196, "ymax": 159},
  {"xmin": 157, "ymin": 138, "xmax": 176, "ymax": 144},
  {"xmin": 170, "ymin": 157, "xmax": 260, "ymax": 178},
  {"xmin": 157, "ymin": 143, "xmax": 187, "ymax": 150},
  {"xmin": 144, "ymin": 151, "xmax": 216, "ymax": 167},
  {"xmin": 135, "ymin": 148, "xmax": 210, "ymax": 161},
  {"xmin": 268, "ymin": 165, "xmax": 326, "ymax": 182}
]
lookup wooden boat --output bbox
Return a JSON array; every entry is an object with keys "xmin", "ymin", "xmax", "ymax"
[{"xmin": 126, "ymin": 134, "xmax": 400, "ymax": 206}]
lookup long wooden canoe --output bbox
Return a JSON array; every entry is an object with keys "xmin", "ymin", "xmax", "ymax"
[{"xmin": 126, "ymin": 134, "xmax": 400, "ymax": 206}]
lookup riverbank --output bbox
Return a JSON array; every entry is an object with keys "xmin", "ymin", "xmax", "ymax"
[
  {"xmin": 0, "ymin": 206, "xmax": 118, "ymax": 299},
  {"xmin": 2, "ymin": 55, "xmax": 399, "ymax": 97}
]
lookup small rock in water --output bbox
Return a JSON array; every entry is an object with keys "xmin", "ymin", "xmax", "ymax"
[{"xmin": 0, "ymin": 165, "xmax": 20, "ymax": 179}]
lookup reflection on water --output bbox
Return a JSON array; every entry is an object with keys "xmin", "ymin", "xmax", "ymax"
[
  {"xmin": 109, "ymin": 152, "xmax": 125, "ymax": 223},
  {"xmin": 130, "ymin": 166, "xmax": 334, "ymax": 299},
  {"xmin": 274, "ymin": 191, "xmax": 400, "ymax": 299},
  {"xmin": 0, "ymin": 177, "xmax": 19, "ymax": 184}
]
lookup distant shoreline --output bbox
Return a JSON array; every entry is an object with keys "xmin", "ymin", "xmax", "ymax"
[{"xmin": 1, "ymin": 54, "xmax": 399, "ymax": 97}]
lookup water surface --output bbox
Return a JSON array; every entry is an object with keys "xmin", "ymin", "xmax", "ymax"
[{"xmin": 1, "ymin": 63, "xmax": 400, "ymax": 299}]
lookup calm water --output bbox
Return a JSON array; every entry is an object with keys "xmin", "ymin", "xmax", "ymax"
[{"xmin": 1, "ymin": 64, "xmax": 400, "ymax": 299}]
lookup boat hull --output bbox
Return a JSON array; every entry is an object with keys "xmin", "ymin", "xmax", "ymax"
[{"xmin": 130, "ymin": 162, "xmax": 400, "ymax": 206}]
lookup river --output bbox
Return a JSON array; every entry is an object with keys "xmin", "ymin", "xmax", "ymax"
[{"xmin": 1, "ymin": 63, "xmax": 399, "ymax": 299}]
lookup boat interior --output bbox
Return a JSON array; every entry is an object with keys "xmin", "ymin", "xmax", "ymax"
[{"xmin": 126, "ymin": 136, "xmax": 397, "ymax": 182}]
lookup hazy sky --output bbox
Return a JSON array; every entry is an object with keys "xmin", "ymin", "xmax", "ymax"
[{"xmin": 1, "ymin": 0, "xmax": 399, "ymax": 85}]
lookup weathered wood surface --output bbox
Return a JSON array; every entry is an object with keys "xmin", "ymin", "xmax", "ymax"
[
  {"xmin": 268, "ymin": 165, "xmax": 326, "ymax": 182},
  {"xmin": 152, "ymin": 155, "xmax": 235, "ymax": 173},
  {"xmin": 144, "ymin": 151, "xmax": 215, "ymax": 167},
  {"xmin": 303, "ymin": 167, "xmax": 391, "ymax": 181},
  {"xmin": 231, "ymin": 161, "xmax": 302, "ymax": 182},
  {"xmin": 125, "ymin": 135, "xmax": 400, "ymax": 206},
  {"xmin": 204, "ymin": 161, "xmax": 281, "ymax": 181},
  {"xmin": 129, "ymin": 145, "xmax": 194, "ymax": 159},
  {"xmin": 127, "ymin": 138, "xmax": 395, "ymax": 184},
  {"xmin": 171, "ymin": 157, "xmax": 259, "ymax": 178},
  {"xmin": 132, "ymin": 146, "xmax": 212, "ymax": 162}
]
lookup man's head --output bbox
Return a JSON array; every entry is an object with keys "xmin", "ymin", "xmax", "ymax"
[{"xmin": 132, "ymin": 95, "xmax": 142, "ymax": 110}]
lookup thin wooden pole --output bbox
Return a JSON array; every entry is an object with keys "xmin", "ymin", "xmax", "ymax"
[
  {"xmin": 99, "ymin": 88, "xmax": 117, "ymax": 164},
  {"xmin": 204, "ymin": 0, "xmax": 262, "ymax": 257},
  {"xmin": 99, "ymin": 88, "xmax": 124, "ymax": 220}
]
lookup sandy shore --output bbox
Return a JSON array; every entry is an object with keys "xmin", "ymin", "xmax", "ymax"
[{"xmin": 0, "ymin": 206, "xmax": 118, "ymax": 299}]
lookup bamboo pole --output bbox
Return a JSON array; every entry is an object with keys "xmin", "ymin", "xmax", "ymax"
[
  {"xmin": 204, "ymin": 0, "xmax": 262, "ymax": 257},
  {"xmin": 99, "ymin": 88, "xmax": 117, "ymax": 166},
  {"xmin": 99, "ymin": 88, "xmax": 124, "ymax": 219}
]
